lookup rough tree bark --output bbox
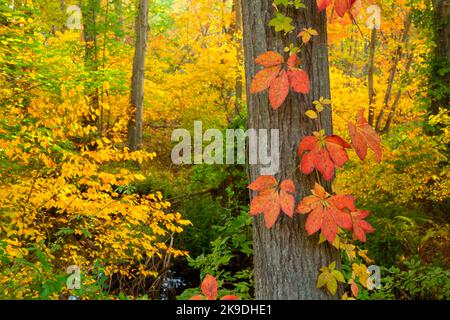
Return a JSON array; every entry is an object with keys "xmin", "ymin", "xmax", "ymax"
[
  {"xmin": 242, "ymin": 0, "xmax": 339, "ymax": 300},
  {"xmin": 128, "ymin": 0, "xmax": 149, "ymax": 151}
]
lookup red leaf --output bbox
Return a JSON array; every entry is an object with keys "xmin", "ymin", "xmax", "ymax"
[
  {"xmin": 351, "ymin": 210, "xmax": 375, "ymax": 242},
  {"xmin": 248, "ymin": 175, "xmax": 277, "ymax": 191},
  {"xmin": 351, "ymin": 282, "xmax": 359, "ymax": 298},
  {"xmin": 221, "ymin": 295, "xmax": 240, "ymax": 300},
  {"xmin": 201, "ymin": 274, "xmax": 218, "ymax": 300},
  {"xmin": 298, "ymin": 132, "xmax": 351, "ymax": 181},
  {"xmin": 348, "ymin": 109, "xmax": 382, "ymax": 162},
  {"xmin": 326, "ymin": 135, "xmax": 351, "ymax": 168},
  {"xmin": 269, "ymin": 70, "xmax": 290, "ymax": 110},
  {"xmin": 287, "ymin": 69, "xmax": 310, "ymax": 94},
  {"xmin": 263, "ymin": 191, "xmax": 281, "ymax": 228},
  {"xmin": 248, "ymin": 177, "xmax": 296, "ymax": 228},
  {"xmin": 280, "ymin": 179, "xmax": 295, "ymax": 217},
  {"xmin": 250, "ymin": 66, "xmax": 282, "ymax": 94},
  {"xmin": 287, "ymin": 54, "xmax": 301, "ymax": 67},
  {"xmin": 335, "ymin": 0, "xmax": 356, "ymax": 17},
  {"xmin": 297, "ymin": 183, "xmax": 353, "ymax": 243},
  {"xmin": 280, "ymin": 179, "xmax": 295, "ymax": 193},
  {"xmin": 255, "ymin": 51, "xmax": 284, "ymax": 67},
  {"xmin": 317, "ymin": 0, "xmax": 333, "ymax": 12}
]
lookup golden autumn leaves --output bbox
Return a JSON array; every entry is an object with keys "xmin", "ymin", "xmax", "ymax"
[{"xmin": 247, "ymin": 110, "xmax": 381, "ymax": 244}]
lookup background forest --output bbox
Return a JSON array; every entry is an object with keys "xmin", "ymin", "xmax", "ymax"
[{"xmin": 0, "ymin": 0, "xmax": 448, "ymax": 300}]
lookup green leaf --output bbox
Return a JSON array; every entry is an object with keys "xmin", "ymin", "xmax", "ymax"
[
  {"xmin": 269, "ymin": 13, "xmax": 295, "ymax": 34},
  {"xmin": 332, "ymin": 270, "xmax": 346, "ymax": 283}
]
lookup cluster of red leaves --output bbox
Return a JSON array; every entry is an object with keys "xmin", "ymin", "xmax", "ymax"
[
  {"xmin": 248, "ymin": 176, "xmax": 296, "ymax": 228},
  {"xmin": 298, "ymin": 110, "xmax": 382, "ymax": 181},
  {"xmin": 250, "ymin": 52, "xmax": 310, "ymax": 109},
  {"xmin": 298, "ymin": 131, "xmax": 351, "ymax": 181},
  {"xmin": 317, "ymin": 0, "xmax": 358, "ymax": 18},
  {"xmin": 297, "ymin": 183, "xmax": 375, "ymax": 243},
  {"xmin": 189, "ymin": 275, "xmax": 239, "ymax": 301}
]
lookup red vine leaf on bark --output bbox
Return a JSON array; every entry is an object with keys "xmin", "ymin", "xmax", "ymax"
[
  {"xmin": 298, "ymin": 130, "xmax": 351, "ymax": 181},
  {"xmin": 248, "ymin": 176, "xmax": 296, "ymax": 228},
  {"xmin": 255, "ymin": 51, "xmax": 285, "ymax": 67},
  {"xmin": 317, "ymin": 0, "xmax": 357, "ymax": 18},
  {"xmin": 297, "ymin": 183, "xmax": 353, "ymax": 243},
  {"xmin": 250, "ymin": 52, "xmax": 310, "ymax": 110},
  {"xmin": 348, "ymin": 109, "xmax": 382, "ymax": 163},
  {"xmin": 269, "ymin": 70, "xmax": 290, "ymax": 109}
]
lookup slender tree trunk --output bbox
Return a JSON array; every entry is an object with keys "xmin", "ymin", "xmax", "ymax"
[
  {"xmin": 81, "ymin": 0, "xmax": 100, "ymax": 127},
  {"xmin": 430, "ymin": 0, "xmax": 450, "ymax": 114},
  {"xmin": 375, "ymin": 14, "xmax": 412, "ymax": 132},
  {"xmin": 368, "ymin": 27, "xmax": 377, "ymax": 126},
  {"xmin": 233, "ymin": 0, "xmax": 243, "ymax": 116},
  {"xmin": 128, "ymin": 0, "xmax": 149, "ymax": 151},
  {"xmin": 242, "ymin": 0, "xmax": 338, "ymax": 300},
  {"xmin": 382, "ymin": 54, "xmax": 413, "ymax": 134}
]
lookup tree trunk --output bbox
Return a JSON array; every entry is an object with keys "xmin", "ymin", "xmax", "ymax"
[
  {"xmin": 382, "ymin": 54, "xmax": 413, "ymax": 134},
  {"xmin": 430, "ymin": 0, "xmax": 450, "ymax": 114},
  {"xmin": 128, "ymin": 0, "xmax": 149, "ymax": 151},
  {"xmin": 375, "ymin": 14, "xmax": 412, "ymax": 132},
  {"xmin": 81, "ymin": 0, "xmax": 100, "ymax": 127},
  {"xmin": 242, "ymin": 0, "xmax": 338, "ymax": 300},
  {"xmin": 368, "ymin": 27, "xmax": 377, "ymax": 126},
  {"xmin": 233, "ymin": 0, "xmax": 243, "ymax": 117}
]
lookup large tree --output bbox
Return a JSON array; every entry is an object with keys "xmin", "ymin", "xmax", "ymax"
[{"xmin": 242, "ymin": 1, "xmax": 338, "ymax": 299}]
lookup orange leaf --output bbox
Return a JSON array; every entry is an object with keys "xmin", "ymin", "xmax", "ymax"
[
  {"xmin": 189, "ymin": 295, "xmax": 205, "ymax": 300},
  {"xmin": 287, "ymin": 54, "xmax": 301, "ymax": 68},
  {"xmin": 351, "ymin": 282, "xmax": 359, "ymax": 298},
  {"xmin": 348, "ymin": 109, "xmax": 382, "ymax": 162},
  {"xmin": 250, "ymin": 66, "xmax": 282, "ymax": 94},
  {"xmin": 248, "ymin": 175, "xmax": 277, "ymax": 191},
  {"xmin": 298, "ymin": 132, "xmax": 350, "ymax": 181},
  {"xmin": 297, "ymin": 184, "xmax": 354, "ymax": 243},
  {"xmin": 201, "ymin": 274, "xmax": 218, "ymax": 300},
  {"xmin": 280, "ymin": 179, "xmax": 295, "ymax": 217},
  {"xmin": 350, "ymin": 210, "xmax": 375, "ymax": 242},
  {"xmin": 248, "ymin": 176, "xmax": 296, "ymax": 228},
  {"xmin": 255, "ymin": 51, "xmax": 284, "ymax": 67},
  {"xmin": 269, "ymin": 70, "xmax": 290, "ymax": 109},
  {"xmin": 287, "ymin": 69, "xmax": 310, "ymax": 94}
]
